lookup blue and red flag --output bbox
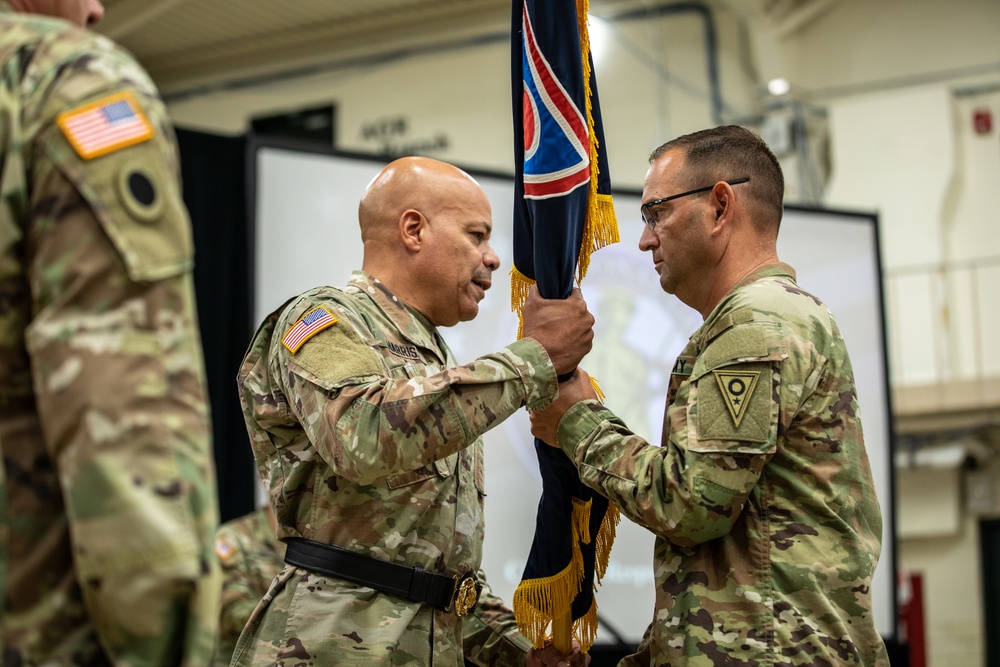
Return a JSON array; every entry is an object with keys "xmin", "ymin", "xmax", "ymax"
[{"xmin": 510, "ymin": 0, "xmax": 620, "ymax": 653}]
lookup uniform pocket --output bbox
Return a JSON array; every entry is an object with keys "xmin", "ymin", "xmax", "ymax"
[{"xmin": 386, "ymin": 461, "xmax": 451, "ymax": 489}]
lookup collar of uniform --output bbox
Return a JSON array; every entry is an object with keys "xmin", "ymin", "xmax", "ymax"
[
  {"xmin": 695, "ymin": 261, "xmax": 796, "ymax": 346},
  {"xmin": 733, "ymin": 261, "xmax": 796, "ymax": 291},
  {"xmin": 347, "ymin": 270, "xmax": 441, "ymax": 354}
]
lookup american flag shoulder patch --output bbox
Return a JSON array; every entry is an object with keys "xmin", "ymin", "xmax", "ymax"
[
  {"xmin": 57, "ymin": 91, "xmax": 155, "ymax": 160},
  {"xmin": 282, "ymin": 306, "xmax": 338, "ymax": 354}
]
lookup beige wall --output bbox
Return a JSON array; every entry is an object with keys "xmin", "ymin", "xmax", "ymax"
[{"xmin": 898, "ymin": 455, "xmax": 1000, "ymax": 667}]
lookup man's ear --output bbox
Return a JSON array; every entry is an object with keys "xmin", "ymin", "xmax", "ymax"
[
  {"xmin": 709, "ymin": 182, "xmax": 735, "ymax": 236},
  {"xmin": 400, "ymin": 209, "xmax": 426, "ymax": 252}
]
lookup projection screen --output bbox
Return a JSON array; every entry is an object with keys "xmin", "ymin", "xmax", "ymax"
[{"xmin": 251, "ymin": 140, "xmax": 897, "ymax": 645}]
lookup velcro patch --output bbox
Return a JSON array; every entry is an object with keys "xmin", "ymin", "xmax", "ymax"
[
  {"xmin": 713, "ymin": 369, "xmax": 760, "ymax": 427},
  {"xmin": 57, "ymin": 91, "xmax": 155, "ymax": 160},
  {"xmin": 282, "ymin": 306, "xmax": 337, "ymax": 354}
]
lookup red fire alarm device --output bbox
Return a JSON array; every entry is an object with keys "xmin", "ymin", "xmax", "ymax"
[{"xmin": 973, "ymin": 108, "xmax": 992, "ymax": 134}]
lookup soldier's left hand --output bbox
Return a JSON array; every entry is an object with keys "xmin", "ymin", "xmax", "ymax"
[
  {"xmin": 526, "ymin": 640, "xmax": 590, "ymax": 667},
  {"xmin": 529, "ymin": 368, "xmax": 599, "ymax": 447}
]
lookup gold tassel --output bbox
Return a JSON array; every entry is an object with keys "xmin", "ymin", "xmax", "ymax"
[
  {"xmin": 574, "ymin": 0, "xmax": 620, "ymax": 285},
  {"xmin": 572, "ymin": 497, "xmax": 592, "ymax": 545},
  {"xmin": 588, "ymin": 375, "xmax": 607, "ymax": 403},
  {"xmin": 510, "ymin": 265, "xmax": 536, "ymax": 339},
  {"xmin": 513, "ymin": 535, "xmax": 587, "ymax": 649},
  {"xmin": 594, "ymin": 504, "xmax": 621, "ymax": 583},
  {"xmin": 573, "ymin": 597, "xmax": 600, "ymax": 653},
  {"xmin": 579, "ymin": 194, "xmax": 620, "ymax": 281}
]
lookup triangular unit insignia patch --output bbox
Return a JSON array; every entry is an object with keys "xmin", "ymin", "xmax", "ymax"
[{"xmin": 712, "ymin": 369, "xmax": 761, "ymax": 428}]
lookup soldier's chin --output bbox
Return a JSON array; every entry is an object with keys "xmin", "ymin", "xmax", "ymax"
[{"xmin": 459, "ymin": 301, "xmax": 480, "ymax": 323}]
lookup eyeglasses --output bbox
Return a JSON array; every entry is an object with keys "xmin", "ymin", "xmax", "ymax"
[{"xmin": 640, "ymin": 177, "xmax": 750, "ymax": 229}]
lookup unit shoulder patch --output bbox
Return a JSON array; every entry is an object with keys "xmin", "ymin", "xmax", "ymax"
[
  {"xmin": 712, "ymin": 369, "xmax": 761, "ymax": 427},
  {"xmin": 282, "ymin": 305, "xmax": 338, "ymax": 354},
  {"xmin": 57, "ymin": 91, "xmax": 155, "ymax": 160},
  {"xmin": 215, "ymin": 536, "xmax": 238, "ymax": 564}
]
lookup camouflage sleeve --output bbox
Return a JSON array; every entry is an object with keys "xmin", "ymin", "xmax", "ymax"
[
  {"xmin": 24, "ymin": 46, "xmax": 220, "ymax": 664},
  {"xmin": 556, "ymin": 322, "xmax": 787, "ymax": 547},
  {"xmin": 462, "ymin": 568, "xmax": 531, "ymax": 666},
  {"xmin": 558, "ymin": 323, "xmax": 814, "ymax": 547},
  {"xmin": 281, "ymin": 319, "xmax": 557, "ymax": 485},
  {"xmin": 556, "ymin": 402, "xmax": 768, "ymax": 548},
  {"xmin": 213, "ymin": 528, "xmax": 258, "ymax": 667}
]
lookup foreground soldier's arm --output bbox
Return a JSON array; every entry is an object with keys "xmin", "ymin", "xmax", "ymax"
[
  {"xmin": 20, "ymin": 27, "xmax": 219, "ymax": 664},
  {"xmin": 536, "ymin": 339, "xmax": 776, "ymax": 548}
]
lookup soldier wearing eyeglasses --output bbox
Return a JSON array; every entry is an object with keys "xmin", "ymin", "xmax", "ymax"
[{"xmin": 530, "ymin": 125, "xmax": 889, "ymax": 666}]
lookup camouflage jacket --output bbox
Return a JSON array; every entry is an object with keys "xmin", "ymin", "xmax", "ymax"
[
  {"xmin": 235, "ymin": 271, "xmax": 557, "ymax": 666},
  {"xmin": 556, "ymin": 263, "xmax": 889, "ymax": 666},
  {"xmin": 0, "ymin": 6, "xmax": 220, "ymax": 664},
  {"xmin": 213, "ymin": 507, "xmax": 287, "ymax": 667}
]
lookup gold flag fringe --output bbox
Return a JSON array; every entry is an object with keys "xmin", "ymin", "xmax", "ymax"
[
  {"xmin": 588, "ymin": 375, "xmax": 607, "ymax": 403},
  {"xmin": 595, "ymin": 504, "xmax": 620, "ymax": 583},
  {"xmin": 572, "ymin": 497, "xmax": 592, "ymax": 545},
  {"xmin": 575, "ymin": 0, "xmax": 619, "ymax": 285},
  {"xmin": 513, "ymin": 515, "xmax": 586, "ymax": 649},
  {"xmin": 510, "ymin": 265, "xmax": 536, "ymax": 339},
  {"xmin": 573, "ymin": 597, "xmax": 599, "ymax": 653}
]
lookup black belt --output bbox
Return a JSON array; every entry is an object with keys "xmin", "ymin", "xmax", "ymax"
[{"xmin": 283, "ymin": 537, "xmax": 482, "ymax": 616}]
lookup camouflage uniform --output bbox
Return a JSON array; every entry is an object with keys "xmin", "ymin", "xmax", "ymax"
[
  {"xmin": 236, "ymin": 271, "xmax": 557, "ymax": 666},
  {"xmin": 0, "ymin": 6, "xmax": 220, "ymax": 664},
  {"xmin": 555, "ymin": 263, "xmax": 890, "ymax": 666},
  {"xmin": 213, "ymin": 507, "xmax": 287, "ymax": 667}
]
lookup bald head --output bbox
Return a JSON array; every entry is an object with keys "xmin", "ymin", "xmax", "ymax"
[
  {"xmin": 357, "ymin": 156, "xmax": 498, "ymax": 327},
  {"xmin": 359, "ymin": 156, "xmax": 484, "ymax": 244}
]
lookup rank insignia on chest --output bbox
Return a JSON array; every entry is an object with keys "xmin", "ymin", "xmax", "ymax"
[
  {"xmin": 282, "ymin": 306, "xmax": 337, "ymax": 353},
  {"xmin": 712, "ymin": 369, "xmax": 760, "ymax": 427},
  {"xmin": 57, "ymin": 91, "xmax": 155, "ymax": 160}
]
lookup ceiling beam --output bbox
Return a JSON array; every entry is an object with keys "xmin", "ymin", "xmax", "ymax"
[
  {"xmin": 149, "ymin": 4, "xmax": 511, "ymax": 93},
  {"xmin": 774, "ymin": 0, "xmax": 839, "ymax": 39},
  {"xmin": 98, "ymin": 0, "xmax": 187, "ymax": 40}
]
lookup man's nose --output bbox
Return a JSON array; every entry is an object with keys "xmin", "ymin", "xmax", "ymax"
[
  {"xmin": 638, "ymin": 223, "xmax": 658, "ymax": 251},
  {"xmin": 484, "ymin": 244, "xmax": 500, "ymax": 271},
  {"xmin": 87, "ymin": 0, "xmax": 106, "ymax": 25}
]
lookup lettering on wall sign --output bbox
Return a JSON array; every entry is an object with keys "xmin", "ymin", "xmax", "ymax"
[{"xmin": 359, "ymin": 115, "xmax": 450, "ymax": 156}]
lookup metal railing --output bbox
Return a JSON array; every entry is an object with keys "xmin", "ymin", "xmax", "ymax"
[{"xmin": 885, "ymin": 256, "xmax": 1000, "ymax": 387}]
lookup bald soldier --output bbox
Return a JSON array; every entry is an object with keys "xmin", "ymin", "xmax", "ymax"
[
  {"xmin": 236, "ymin": 156, "xmax": 592, "ymax": 667},
  {"xmin": 0, "ymin": 0, "xmax": 221, "ymax": 665}
]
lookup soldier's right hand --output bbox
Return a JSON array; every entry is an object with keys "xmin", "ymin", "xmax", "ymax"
[
  {"xmin": 526, "ymin": 640, "xmax": 591, "ymax": 667},
  {"xmin": 521, "ymin": 286, "xmax": 594, "ymax": 376}
]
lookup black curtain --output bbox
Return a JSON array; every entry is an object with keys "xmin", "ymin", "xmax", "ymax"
[{"xmin": 176, "ymin": 127, "xmax": 255, "ymax": 523}]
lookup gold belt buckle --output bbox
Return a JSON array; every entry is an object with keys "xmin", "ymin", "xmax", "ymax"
[{"xmin": 449, "ymin": 572, "xmax": 480, "ymax": 616}]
